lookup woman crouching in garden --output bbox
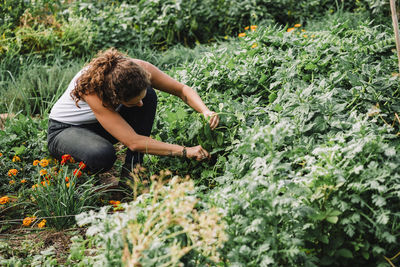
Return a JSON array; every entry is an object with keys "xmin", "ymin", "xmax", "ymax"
[{"xmin": 47, "ymin": 48, "xmax": 219, "ymax": 184}]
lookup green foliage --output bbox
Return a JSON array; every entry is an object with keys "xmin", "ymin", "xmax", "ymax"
[
  {"xmin": 30, "ymin": 161, "xmax": 106, "ymax": 230},
  {"xmin": 73, "ymin": 176, "xmax": 226, "ymax": 266},
  {"xmin": 0, "ymin": 8, "xmax": 97, "ymax": 61},
  {"xmin": 0, "ymin": 0, "xmax": 393, "ymax": 64},
  {"xmin": 150, "ymin": 14, "xmax": 400, "ymax": 265},
  {"xmin": 0, "ymin": 59, "xmax": 84, "ymax": 115},
  {"xmin": 0, "ymin": 114, "xmax": 48, "ymax": 194},
  {"xmin": 2, "ymin": 2, "xmax": 400, "ymax": 266}
]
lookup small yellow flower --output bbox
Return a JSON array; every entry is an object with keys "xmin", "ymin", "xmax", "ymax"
[
  {"xmin": 33, "ymin": 160, "xmax": 40, "ymax": 166},
  {"xmin": 303, "ymin": 34, "xmax": 308, "ymax": 38},
  {"xmin": 21, "ymin": 179, "xmax": 27, "ymax": 183},
  {"xmin": 7, "ymin": 169, "xmax": 18, "ymax": 177},
  {"xmin": 39, "ymin": 169, "xmax": 48, "ymax": 176},
  {"xmin": 0, "ymin": 196, "xmax": 10, "ymax": 204},
  {"xmin": 301, "ymin": 29, "xmax": 306, "ymax": 32},
  {"xmin": 38, "ymin": 219, "xmax": 46, "ymax": 228},
  {"xmin": 287, "ymin": 27, "xmax": 295, "ymax": 33},
  {"xmin": 32, "ymin": 184, "xmax": 39, "ymax": 189},
  {"xmin": 294, "ymin": 24, "xmax": 301, "ymax": 28},
  {"xmin": 9, "ymin": 180, "xmax": 15, "ymax": 185},
  {"xmin": 39, "ymin": 159, "xmax": 49, "ymax": 167},
  {"xmin": 250, "ymin": 25, "xmax": 257, "ymax": 31},
  {"xmin": 224, "ymin": 35, "xmax": 228, "ymax": 40},
  {"xmin": 23, "ymin": 216, "xmax": 36, "ymax": 227},
  {"xmin": 12, "ymin": 156, "xmax": 21, "ymax": 162},
  {"xmin": 311, "ymin": 34, "xmax": 316, "ymax": 38},
  {"xmin": 251, "ymin": 43, "xmax": 258, "ymax": 49},
  {"xmin": 238, "ymin": 32, "xmax": 246, "ymax": 38}
]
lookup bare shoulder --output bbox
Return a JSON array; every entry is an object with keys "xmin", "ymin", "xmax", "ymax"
[{"xmin": 131, "ymin": 58, "xmax": 150, "ymax": 69}]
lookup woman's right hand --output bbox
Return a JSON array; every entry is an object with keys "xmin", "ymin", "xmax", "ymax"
[{"xmin": 185, "ymin": 145, "xmax": 210, "ymax": 161}]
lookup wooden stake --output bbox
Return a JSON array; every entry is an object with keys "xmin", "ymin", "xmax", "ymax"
[{"xmin": 390, "ymin": 0, "xmax": 400, "ymax": 74}]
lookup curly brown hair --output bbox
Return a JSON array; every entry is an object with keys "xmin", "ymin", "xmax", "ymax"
[{"xmin": 71, "ymin": 48, "xmax": 151, "ymax": 109}]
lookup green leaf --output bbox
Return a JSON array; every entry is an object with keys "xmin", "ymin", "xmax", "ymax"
[
  {"xmin": 268, "ymin": 92, "xmax": 277, "ymax": 103},
  {"xmin": 305, "ymin": 63, "xmax": 317, "ymax": 70},
  {"xmin": 336, "ymin": 248, "xmax": 353, "ymax": 259},
  {"xmin": 361, "ymin": 251, "xmax": 370, "ymax": 260},
  {"xmin": 273, "ymin": 103, "xmax": 283, "ymax": 112},
  {"xmin": 319, "ymin": 235, "xmax": 329, "ymax": 244},
  {"xmin": 11, "ymin": 145, "xmax": 26, "ymax": 155},
  {"xmin": 326, "ymin": 216, "xmax": 338, "ymax": 224},
  {"xmin": 217, "ymin": 132, "xmax": 224, "ymax": 146}
]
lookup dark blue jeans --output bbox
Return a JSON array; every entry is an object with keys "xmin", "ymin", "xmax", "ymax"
[{"xmin": 47, "ymin": 87, "xmax": 157, "ymax": 173}]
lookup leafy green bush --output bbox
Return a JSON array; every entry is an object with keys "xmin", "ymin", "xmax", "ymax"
[
  {"xmin": 30, "ymin": 160, "xmax": 106, "ymax": 230},
  {"xmin": 1, "ymin": 0, "xmax": 393, "ymax": 63},
  {"xmin": 0, "ymin": 9, "xmax": 97, "ymax": 61},
  {"xmin": 150, "ymin": 16, "xmax": 400, "ymax": 265}
]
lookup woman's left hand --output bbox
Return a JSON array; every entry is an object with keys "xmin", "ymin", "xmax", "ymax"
[{"xmin": 203, "ymin": 110, "xmax": 220, "ymax": 130}]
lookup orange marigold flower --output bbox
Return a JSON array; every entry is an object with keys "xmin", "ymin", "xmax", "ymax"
[
  {"xmin": 238, "ymin": 32, "xmax": 246, "ymax": 38},
  {"xmin": 251, "ymin": 43, "xmax": 258, "ymax": 49},
  {"xmin": 33, "ymin": 160, "xmax": 40, "ymax": 166},
  {"xmin": 66, "ymin": 182, "xmax": 74, "ymax": 188},
  {"xmin": 0, "ymin": 196, "xmax": 10, "ymax": 204},
  {"xmin": 244, "ymin": 26, "xmax": 249, "ymax": 30},
  {"xmin": 78, "ymin": 161, "xmax": 86, "ymax": 170},
  {"xmin": 303, "ymin": 34, "xmax": 308, "ymax": 38},
  {"xmin": 65, "ymin": 176, "xmax": 70, "ymax": 182},
  {"xmin": 7, "ymin": 169, "xmax": 18, "ymax": 176},
  {"xmin": 109, "ymin": 200, "xmax": 121, "ymax": 207},
  {"xmin": 22, "ymin": 216, "xmax": 36, "ymax": 227},
  {"xmin": 294, "ymin": 24, "xmax": 301, "ymax": 28},
  {"xmin": 12, "ymin": 155, "xmax": 21, "ymax": 162},
  {"xmin": 287, "ymin": 27, "xmax": 295, "ymax": 33},
  {"xmin": 21, "ymin": 179, "xmax": 27, "ymax": 183},
  {"xmin": 39, "ymin": 159, "xmax": 49, "ymax": 167},
  {"xmin": 41, "ymin": 180, "xmax": 50, "ymax": 187},
  {"xmin": 73, "ymin": 169, "xmax": 82, "ymax": 178},
  {"xmin": 38, "ymin": 219, "xmax": 46, "ymax": 228},
  {"xmin": 61, "ymin": 154, "xmax": 71, "ymax": 165},
  {"xmin": 39, "ymin": 169, "xmax": 48, "ymax": 176},
  {"xmin": 250, "ymin": 25, "xmax": 257, "ymax": 31},
  {"xmin": 9, "ymin": 180, "xmax": 15, "ymax": 185},
  {"xmin": 0, "ymin": 152, "xmax": 3, "ymax": 157},
  {"xmin": 32, "ymin": 184, "xmax": 39, "ymax": 189}
]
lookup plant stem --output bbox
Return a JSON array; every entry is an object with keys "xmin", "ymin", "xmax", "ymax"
[{"xmin": 390, "ymin": 0, "xmax": 400, "ymax": 73}]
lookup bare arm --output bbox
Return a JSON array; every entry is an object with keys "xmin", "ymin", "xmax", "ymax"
[
  {"xmin": 133, "ymin": 59, "xmax": 220, "ymax": 129},
  {"xmin": 83, "ymin": 93, "xmax": 209, "ymax": 160}
]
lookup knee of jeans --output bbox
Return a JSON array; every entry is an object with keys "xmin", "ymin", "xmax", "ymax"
[{"xmin": 85, "ymin": 143, "xmax": 116, "ymax": 172}]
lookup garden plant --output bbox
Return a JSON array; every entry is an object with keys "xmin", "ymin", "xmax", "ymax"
[{"xmin": 1, "ymin": 0, "xmax": 400, "ymax": 266}]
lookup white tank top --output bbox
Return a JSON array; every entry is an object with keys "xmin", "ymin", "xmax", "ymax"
[{"xmin": 49, "ymin": 69, "xmax": 98, "ymax": 125}]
